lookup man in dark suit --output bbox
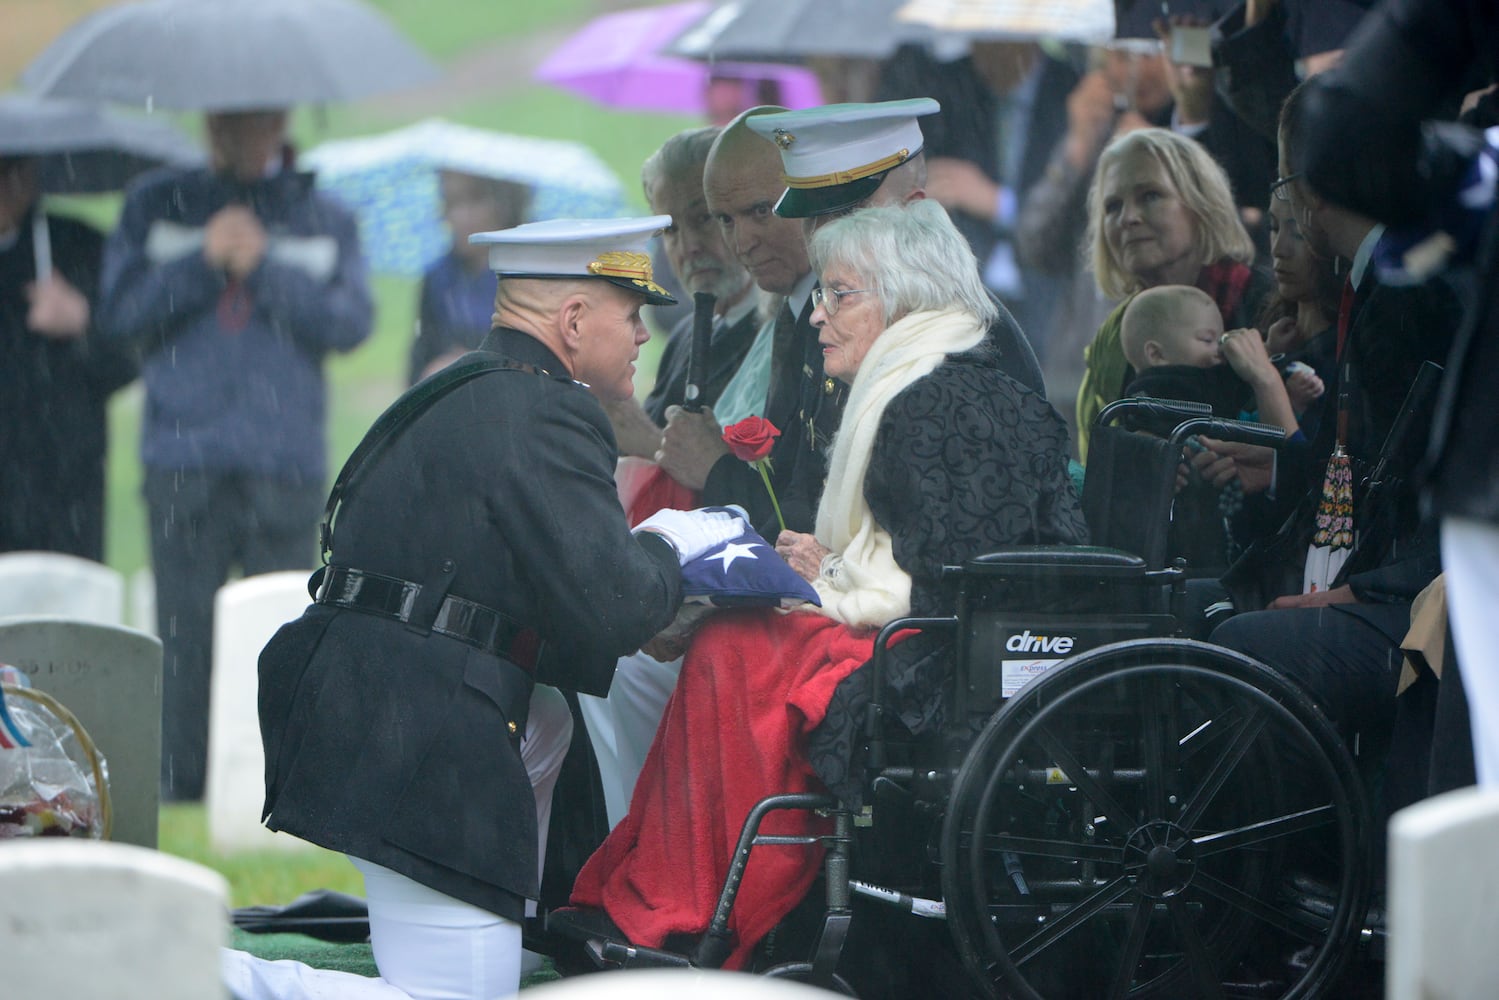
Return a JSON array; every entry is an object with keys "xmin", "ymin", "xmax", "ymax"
[
  {"xmin": 1293, "ymin": 0, "xmax": 1499, "ymax": 790},
  {"xmin": 231, "ymin": 217, "xmax": 748, "ymax": 998},
  {"xmin": 1192, "ymin": 81, "xmax": 1459, "ymax": 760}
]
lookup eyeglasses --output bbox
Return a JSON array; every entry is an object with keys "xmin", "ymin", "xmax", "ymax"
[
  {"xmin": 1270, "ymin": 172, "xmax": 1303, "ymax": 203},
  {"xmin": 811, "ymin": 285, "xmax": 870, "ymax": 316}
]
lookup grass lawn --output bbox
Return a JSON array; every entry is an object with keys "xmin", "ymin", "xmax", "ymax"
[{"xmin": 159, "ymin": 803, "xmax": 363, "ymax": 908}]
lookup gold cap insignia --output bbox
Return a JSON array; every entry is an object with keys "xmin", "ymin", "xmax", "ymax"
[
  {"xmin": 588, "ymin": 250, "xmax": 670, "ymax": 298},
  {"xmin": 773, "ymin": 128, "xmax": 796, "ymax": 150},
  {"xmin": 784, "ymin": 149, "xmax": 910, "ymax": 190}
]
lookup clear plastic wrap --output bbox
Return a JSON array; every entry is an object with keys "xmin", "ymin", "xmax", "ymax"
[{"xmin": 0, "ymin": 683, "xmax": 110, "ymax": 839}]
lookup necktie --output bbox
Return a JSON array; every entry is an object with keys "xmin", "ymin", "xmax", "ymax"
[
  {"xmin": 1333, "ymin": 277, "xmax": 1354, "ymax": 448},
  {"xmin": 764, "ymin": 299, "xmax": 800, "ymax": 430}
]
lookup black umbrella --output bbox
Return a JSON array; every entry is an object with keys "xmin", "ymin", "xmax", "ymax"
[
  {"xmin": 0, "ymin": 93, "xmax": 202, "ymax": 195},
  {"xmin": 20, "ymin": 0, "xmax": 440, "ymax": 113},
  {"xmin": 1114, "ymin": 0, "xmax": 1235, "ymax": 38},
  {"xmin": 667, "ymin": 0, "xmax": 954, "ymax": 62}
]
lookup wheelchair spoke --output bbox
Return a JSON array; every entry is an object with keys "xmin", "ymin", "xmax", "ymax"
[
  {"xmin": 1032, "ymin": 724, "xmax": 1135, "ymax": 832},
  {"xmin": 983, "ymin": 832, "xmax": 1124, "ymax": 866},
  {"xmin": 1192, "ymin": 803, "xmax": 1337, "ymax": 857},
  {"xmin": 1192, "ymin": 870, "xmax": 1328, "ymax": 943},
  {"xmin": 1139, "ymin": 676, "xmax": 1169, "ymax": 820},
  {"xmin": 1176, "ymin": 705, "xmax": 1267, "ymax": 830},
  {"xmin": 1011, "ymin": 874, "xmax": 1133, "ymax": 967},
  {"xmin": 1167, "ymin": 895, "xmax": 1226, "ymax": 1000},
  {"xmin": 1105, "ymin": 894, "xmax": 1154, "ymax": 1000}
]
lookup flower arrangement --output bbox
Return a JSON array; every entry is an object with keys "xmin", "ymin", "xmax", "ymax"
[{"xmin": 721, "ymin": 416, "xmax": 785, "ymax": 533}]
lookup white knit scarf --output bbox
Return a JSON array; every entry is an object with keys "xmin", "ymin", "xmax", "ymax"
[{"xmin": 812, "ymin": 308, "xmax": 987, "ymax": 626}]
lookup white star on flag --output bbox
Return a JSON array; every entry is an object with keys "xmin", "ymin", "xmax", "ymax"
[{"xmin": 710, "ymin": 542, "xmax": 760, "ymax": 571}]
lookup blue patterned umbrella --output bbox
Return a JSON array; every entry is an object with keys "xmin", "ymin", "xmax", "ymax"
[{"xmin": 302, "ymin": 120, "xmax": 628, "ymax": 276}]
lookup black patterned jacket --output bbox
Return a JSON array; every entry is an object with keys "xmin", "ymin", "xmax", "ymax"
[{"xmin": 808, "ymin": 344, "xmax": 1087, "ymax": 804}]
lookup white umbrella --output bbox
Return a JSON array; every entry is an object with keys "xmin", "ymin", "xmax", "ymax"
[
  {"xmin": 667, "ymin": 0, "xmax": 956, "ymax": 61},
  {"xmin": 21, "ymin": 0, "xmax": 439, "ymax": 112},
  {"xmin": 894, "ymin": 0, "xmax": 1117, "ymax": 42},
  {"xmin": 302, "ymin": 120, "xmax": 628, "ymax": 276}
]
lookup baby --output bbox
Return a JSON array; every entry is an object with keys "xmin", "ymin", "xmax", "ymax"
[{"xmin": 1119, "ymin": 285, "xmax": 1323, "ymax": 434}]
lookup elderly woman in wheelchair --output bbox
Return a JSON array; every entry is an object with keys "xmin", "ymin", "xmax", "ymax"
[
  {"xmin": 557, "ymin": 201, "xmax": 1376, "ymax": 1000},
  {"xmin": 562, "ymin": 198, "xmax": 1085, "ymax": 959}
]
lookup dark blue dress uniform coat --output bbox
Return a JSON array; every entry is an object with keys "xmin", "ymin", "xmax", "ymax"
[{"xmin": 257, "ymin": 326, "xmax": 682, "ymax": 921}]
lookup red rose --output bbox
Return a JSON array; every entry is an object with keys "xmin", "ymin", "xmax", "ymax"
[{"xmin": 722, "ymin": 416, "xmax": 780, "ymax": 463}]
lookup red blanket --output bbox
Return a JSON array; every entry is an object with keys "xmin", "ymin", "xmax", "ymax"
[{"xmin": 571, "ymin": 608, "xmax": 874, "ymax": 968}]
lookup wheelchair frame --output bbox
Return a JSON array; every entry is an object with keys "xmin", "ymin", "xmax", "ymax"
[{"xmin": 549, "ymin": 401, "xmax": 1376, "ymax": 999}]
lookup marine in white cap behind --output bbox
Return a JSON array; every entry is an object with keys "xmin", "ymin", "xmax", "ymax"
[
  {"xmin": 750, "ymin": 99, "xmax": 1048, "ymax": 398},
  {"xmin": 747, "ymin": 97, "xmax": 940, "ymax": 220}
]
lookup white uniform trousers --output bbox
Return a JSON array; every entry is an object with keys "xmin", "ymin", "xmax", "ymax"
[
  {"xmin": 578, "ymin": 650, "xmax": 683, "ymax": 827},
  {"xmin": 222, "ymin": 684, "xmax": 573, "ymax": 999}
]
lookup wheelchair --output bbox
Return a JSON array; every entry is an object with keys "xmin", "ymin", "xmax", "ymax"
[{"xmin": 547, "ymin": 399, "xmax": 1377, "ymax": 999}]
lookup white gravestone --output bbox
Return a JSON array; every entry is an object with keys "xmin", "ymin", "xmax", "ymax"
[
  {"xmin": 0, "ymin": 617, "xmax": 162, "ymax": 849},
  {"xmin": 1387, "ymin": 785, "xmax": 1499, "ymax": 1000},
  {"xmin": 130, "ymin": 566, "xmax": 158, "ymax": 636},
  {"xmin": 0, "ymin": 840, "xmax": 227, "ymax": 999},
  {"xmin": 0, "ymin": 551, "xmax": 124, "ymax": 624},
  {"xmin": 207, "ymin": 570, "xmax": 317, "ymax": 853}
]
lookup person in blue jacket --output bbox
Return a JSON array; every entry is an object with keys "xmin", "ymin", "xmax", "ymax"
[
  {"xmin": 407, "ymin": 170, "xmax": 530, "ymax": 385},
  {"xmin": 99, "ymin": 108, "xmax": 373, "ymax": 801}
]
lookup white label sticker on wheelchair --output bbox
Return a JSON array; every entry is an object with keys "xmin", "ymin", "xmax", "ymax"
[{"xmin": 1002, "ymin": 657, "xmax": 1065, "ymax": 697}]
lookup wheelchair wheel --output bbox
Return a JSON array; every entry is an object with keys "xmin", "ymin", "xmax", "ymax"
[{"xmin": 940, "ymin": 639, "xmax": 1370, "ymax": 1000}]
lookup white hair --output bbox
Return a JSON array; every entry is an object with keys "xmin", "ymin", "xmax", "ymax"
[{"xmin": 808, "ymin": 200, "xmax": 997, "ymax": 327}]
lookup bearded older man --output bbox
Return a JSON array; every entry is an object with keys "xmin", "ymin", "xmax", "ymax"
[{"xmin": 604, "ymin": 126, "xmax": 759, "ymax": 462}]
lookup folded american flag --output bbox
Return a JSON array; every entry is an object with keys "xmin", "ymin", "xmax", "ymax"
[{"xmin": 680, "ymin": 519, "xmax": 821, "ymax": 609}]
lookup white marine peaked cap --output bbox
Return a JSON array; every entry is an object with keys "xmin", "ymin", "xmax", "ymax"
[
  {"xmin": 470, "ymin": 215, "xmax": 677, "ymax": 304},
  {"xmin": 746, "ymin": 98, "xmax": 940, "ymax": 217}
]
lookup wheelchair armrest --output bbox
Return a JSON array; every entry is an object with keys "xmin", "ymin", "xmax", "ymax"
[
  {"xmin": 1171, "ymin": 416, "xmax": 1288, "ymax": 451},
  {"xmin": 952, "ymin": 545, "xmax": 1148, "ymax": 580},
  {"xmin": 867, "ymin": 616, "xmax": 957, "ymax": 772}
]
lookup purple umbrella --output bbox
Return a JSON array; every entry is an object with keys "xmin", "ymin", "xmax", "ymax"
[{"xmin": 535, "ymin": 1, "xmax": 822, "ymax": 117}]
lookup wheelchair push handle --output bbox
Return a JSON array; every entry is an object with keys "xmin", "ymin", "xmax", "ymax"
[
  {"xmin": 1170, "ymin": 416, "xmax": 1287, "ymax": 451},
  {"xmin": 1097, "ymin": 396, "xmax": 1212, "ymax": 431}
]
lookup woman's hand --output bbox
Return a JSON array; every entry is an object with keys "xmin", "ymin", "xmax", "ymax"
[
  {"xmin": 775, "ymin": 530, "xmax": 831, "ymax": 584},
  {"xmin": 1285, "ymin": 367, "xmax": 1325, "ymax": 415},
  {"xmin": 1264, "ymin": 315, "xmax": 1301, "ymax": 354}
]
